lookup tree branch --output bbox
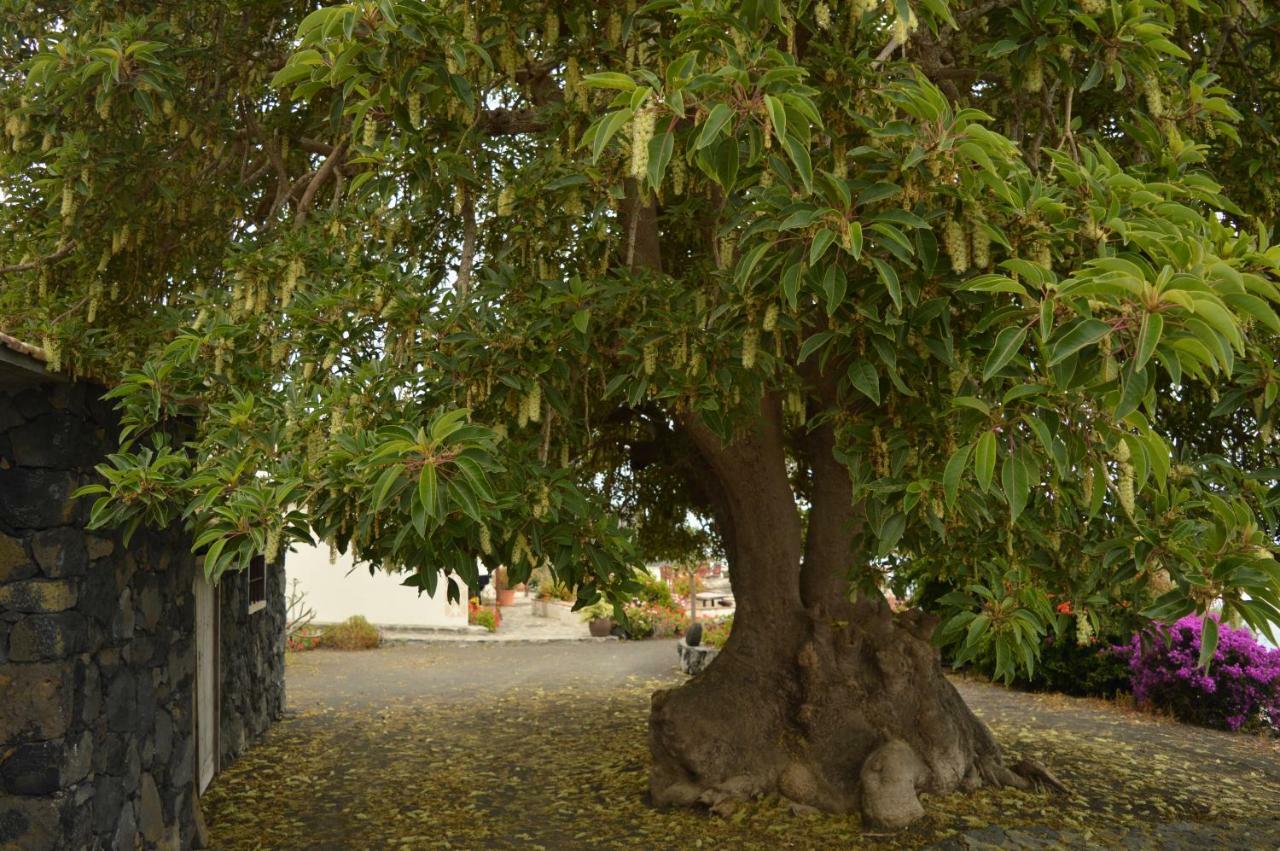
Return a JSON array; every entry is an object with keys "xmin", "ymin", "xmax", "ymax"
[
  {"xmin": 0, "ymin": 242, "xmax": 77, "ymax": 276},
  {"xmin": 294, "ymin": 139, "xmax": 347, "ymax": 227}
]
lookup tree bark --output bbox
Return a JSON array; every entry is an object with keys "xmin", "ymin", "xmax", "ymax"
[{"xmin": 649, "ymin": 402, "xmax": 1030, "ymax": 828}]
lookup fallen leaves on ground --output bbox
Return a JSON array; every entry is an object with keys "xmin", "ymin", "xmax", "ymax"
[{"xmin": 203, "ymin": 666, "xmax": 1280, "ymax": 849}]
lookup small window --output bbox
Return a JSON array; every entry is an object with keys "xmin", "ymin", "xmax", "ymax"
[{"xmin": 248, "ymin": 556, "xmax": 267, "ymax": 615}]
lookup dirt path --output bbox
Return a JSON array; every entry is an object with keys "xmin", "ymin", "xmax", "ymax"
[{"xmin": 202, "ymin": 642, "xmax": 1280, "ymax": 849}]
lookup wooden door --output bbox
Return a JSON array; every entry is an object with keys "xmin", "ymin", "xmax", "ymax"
[{"xmin": 194, "ymin": 573, "xmax": 217, "ymax": 794}]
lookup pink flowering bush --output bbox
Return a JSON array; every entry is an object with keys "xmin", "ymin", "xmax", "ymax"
[{"xmin": 1117, "ymin": 614, "xmax": 1280, "ymax": 732}]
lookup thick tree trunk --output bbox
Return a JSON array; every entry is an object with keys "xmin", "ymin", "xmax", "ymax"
[{"xmin": 649, "ymin": 403, "xmax": 1028, "ymax": 828}]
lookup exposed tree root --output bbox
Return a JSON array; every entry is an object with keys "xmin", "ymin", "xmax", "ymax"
[{"xmin": 649, "ymin": 601, "xmax": 1067, "ymax": 830}]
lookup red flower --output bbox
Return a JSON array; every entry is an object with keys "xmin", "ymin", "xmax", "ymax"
[{"xmin": 1056, "ymin": 601, "xmax": 1073, "ymax": 615}]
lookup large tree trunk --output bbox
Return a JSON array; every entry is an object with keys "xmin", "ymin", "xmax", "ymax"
[{"xmin": 649, "ymin": 400, "xmax": 1029, "ymax": 828}]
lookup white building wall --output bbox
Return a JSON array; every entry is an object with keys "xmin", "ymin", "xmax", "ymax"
[{"xmin": 286, "ymin": 541, "xmax": 467, "ymax": 629}]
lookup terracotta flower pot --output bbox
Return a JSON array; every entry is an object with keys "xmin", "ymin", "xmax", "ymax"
[
  {"xmin": 496, "ymin": 588, "xmax": 517, "ymax": 607},
  {"xmin": 588, "ymin": 617, "xmax": 614, "ymax": 637}
]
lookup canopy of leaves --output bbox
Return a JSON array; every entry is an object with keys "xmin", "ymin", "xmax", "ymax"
[{"xmin": 1, "ymin": 0, "xmax": 1277, "ymax": 674}]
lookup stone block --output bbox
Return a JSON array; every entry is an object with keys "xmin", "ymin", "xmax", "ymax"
[
  {"xmin": 0, "ymin": 532, "xmax": 36, "ymax": 583},
  {"xmin": 0, "ymin": 468, "xmax": 79, "ymax": 528},
  {"xmin": 112, "ymin": 799, "xmax": 137, "ymax": 851},
  {"xmin": 111, "ymin": 589, "xmax": 134, "ymax": 642},
  {"xmin": 137, "ymin": 585, "xmax": 163, "ymax": 632},
  {"xmin": 93, "ymin": 732, "xmax": 126, "ymax": 777},
  {"xmin": 8, "ymin": 613, "xmax": 87, "ymax": 662},
  {"xmin": 0, "ymin": 793, "xmax": 62, "ymax": 849},
  {"xmin": 0, "ymin": 731, "xmax": 88, "ymax": 795},
  {"xmin": 0, "ymin": 578, "xmax": 78, "ymax": 613},
  {"xmin": 91, "ymin": 772, "xmax": 125, "ymax": 834},
  {"xmin": 105, "ymin": 670, "xmax": 137, "ymax": 734},
  {"xmin": 9, "ymin": 414, "xmax": 102, "ymax": 470},
  {"xmin": 30, "ymin": 528, "xmax": 87, "ymax": 578},
  {"xmin": 79, "ymin": 662, "xmax": 101, "ymax": 725},
  {"xmin": 85, "ymin": 535, "xmax": 114, "ymax": 560},
  {"xmin": 0, "ymin": 740, "xmax": 62, "ymax": 795},
  {"xmin": 0, "ymin": 662, "xmax": 72, "ymax": 745},
  {"xmin": 138, "ymin": 773, "xmax": 164, "ymax": 845},
  {"xmin": 152, "ymin": 710, "xmax": 173, "ymax": 767}
]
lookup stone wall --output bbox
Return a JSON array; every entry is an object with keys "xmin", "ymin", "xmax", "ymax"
[
  {"xmin": 0, "ymin": 378, "xmax": 284, "ymax": 850},
  {"xmin": 218, "ymin": 563, "xmax": 285, "ymax": 767}
]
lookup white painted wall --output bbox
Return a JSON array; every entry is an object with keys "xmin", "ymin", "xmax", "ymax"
[{"xmin": 286, "ymin": 541, "xmax": 466, "ymax": 629}]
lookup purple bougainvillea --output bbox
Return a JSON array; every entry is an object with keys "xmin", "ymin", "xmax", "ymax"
[{"xmin": 1116, "ymin": 615, "xmax": 1280, "ymax": 731}]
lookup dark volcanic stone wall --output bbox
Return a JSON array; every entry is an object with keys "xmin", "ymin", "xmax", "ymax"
[
  {"xmin": 0, "ymin": 378, "xmax": 284, "ymax": 850},
  {"xmin": 218, "ymin": 562, "xmax": 286, "ymax": 767}
]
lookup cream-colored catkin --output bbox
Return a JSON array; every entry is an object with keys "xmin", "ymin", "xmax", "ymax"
[
  {"xmin": 815, "ymin": 2, "xmax": 832, "ymax": 30},
  {"xmin": 742, "ymin": 324, "xmax": 759, "ymax": 368},
  {"xmin": 943, "ymin": 217, "xmax": 968, "ymax": 274},
  {"xmin": 670, "ymin": 157, "xmax": 686, "ymax": 195},
  {"xmin": 1024, "ymin": 57, "xmax": 1044, "ymax": 94},
  {"xmin": 1032, "ymin": 242, "xmax": 1052, "ymax": 270},
  {"xmin": 526, "ymin": 383, "xmax": 542, "ymax": 424},
  {"xmin": 969, "ymin": 220, "xmax": 991, "ymax": 269},
  {"xmin": 497, "ymin": 185, "xmax": 514, "ymax": 216},
  {"xmin": 479, "ymin": 525, "xmax": 493, "ymax": 555},
  {"xmin": 642, "ymin": 341, "xmax": 657, "ymax": 375},
  {"xmin": 1075, "ymin": 612, "xmax": 1094, "ymax": 646},
  {"xmin": 762, "ymin": 303, "xmax": 779, "ymax": 332},
  {"xmin": 408, "ymin": 92, "xmax": 422, "ymax": 129},
  {"xmin": 630, "ymin": 107, "xmax": 657, "ymax": 178},
  {"xmin": 1142, "ymin": 74, "xmax": 1164, "ymax": 118}
]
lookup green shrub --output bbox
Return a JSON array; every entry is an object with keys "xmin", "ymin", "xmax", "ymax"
[
  {"xmin": 319, "ymin": 615, "xmax": 382, "ymax": 650},
  {"xmin": 578, "ymin": 599, "xmax": 614, "ymax": 623},
  {"xmin": 470, "ymin": 607, "xmax": 499, "ymax": 632},
  {"xmin": 701, "ymin": 615, "xmax": 733, "ymax": 649},
  {"xmin": 634, "ymin": 572, "xmax": 675, "ymax": 608},
  {"xmin": 959, "ymin": 630, "xmax": 1130, "ymax": 698}
]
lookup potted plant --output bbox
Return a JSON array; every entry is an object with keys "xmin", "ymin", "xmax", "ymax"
[
  {"xmin": 579, "ymin": 599, "xmax": 614, "ymax": 637},
  {"xmin": 493, "ymin": 565, "xmax": 517, "ymax": 606}
]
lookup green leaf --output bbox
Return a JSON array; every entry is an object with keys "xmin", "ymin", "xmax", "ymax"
[
  {"xmin": 1134, "ymin": 312, "xmax": 1163, "ymax": 371},
  {"xmin": 647, "ymin": 129, "xmax": 675, "ymax": 191},
  {"xmin": 797, "ymin": 331, "xmax": 834, "ymax": 363},
  {"xmin": 871, "ymin": 258, "xmax": 902, "ymax": 311},
  {"xmin": 697, "ymin": 103, "xmax": 734, "ymax": 149},
  {"xmin": 943, "ymin": 443, "xmax": 973, "ymax": 507},
  {"xmin": 782, "ymin": 134, "xmax": 813, "ymax": 193},
  {"xmin": 763, "ymin": 94, "xmax": 786, "ymax": 143},
  {"xmin": 974, "ymin": 431, "xmax": 997, "ymax": 492},
  {"xmin": 572, "ymin": 309, "xmax": 590, "ymax": 334},
  {"xmin": 429, "ymin": 408, "xmax": 471, "ymax": 443},
  {"xmin": 1001, "ymin": 451, "xmax": 1031, "ymax": 521},
  {"xmin": 810, "ymin": 228, "xmax": 837, "ymax": 266},
  {"xmin": 982, "ymin": 326, "xmax": 1027, "ymax": 381},
  {"xmin": 589, "ymin": 108, "xmax": 634, "ymax": 163},
  {"xmin": 417, "ymin": 463, "xmax": 438, "ymax": 521},
  {"xmin": 581, "ymin": 72, "xmax": 637, "ymax": 91},
  {"xmin": 847, "ymin": 359, "xmax": 880, "ymax": 405},
  {"xmin": 781, "ymin": 261, "xmax": 804, "ymax": 309},
  {"xmin": 845, "ymin": 221, "xmax": 863, "ymax": 259},
  {"xmin": 1198, "ymin": 614, "xmax": 1218, "ymax": 671},
  {"xmin": 371, "ymin": 464, "xmax": 402, "ymax": 513},
  {"xmin": 822, "ymin": 264, "xmax": 847, "ymax": 315},
  {"xmin": 1049, "ymin": 318, "xmax": 1112, "ymax": 365}
]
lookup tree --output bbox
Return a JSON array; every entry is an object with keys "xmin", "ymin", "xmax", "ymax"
[{"xmin": 3, "ymin": 0, "xmax": 1279, "ymax": 829}]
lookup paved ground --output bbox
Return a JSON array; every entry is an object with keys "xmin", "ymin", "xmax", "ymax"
[
  {"xmin": 384, "ymin": 595, "xmax": 602, "ymax": 643},
  {"xmin": 202, "ymin": 642, "xmax": 1280, "ymax": 850}
]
